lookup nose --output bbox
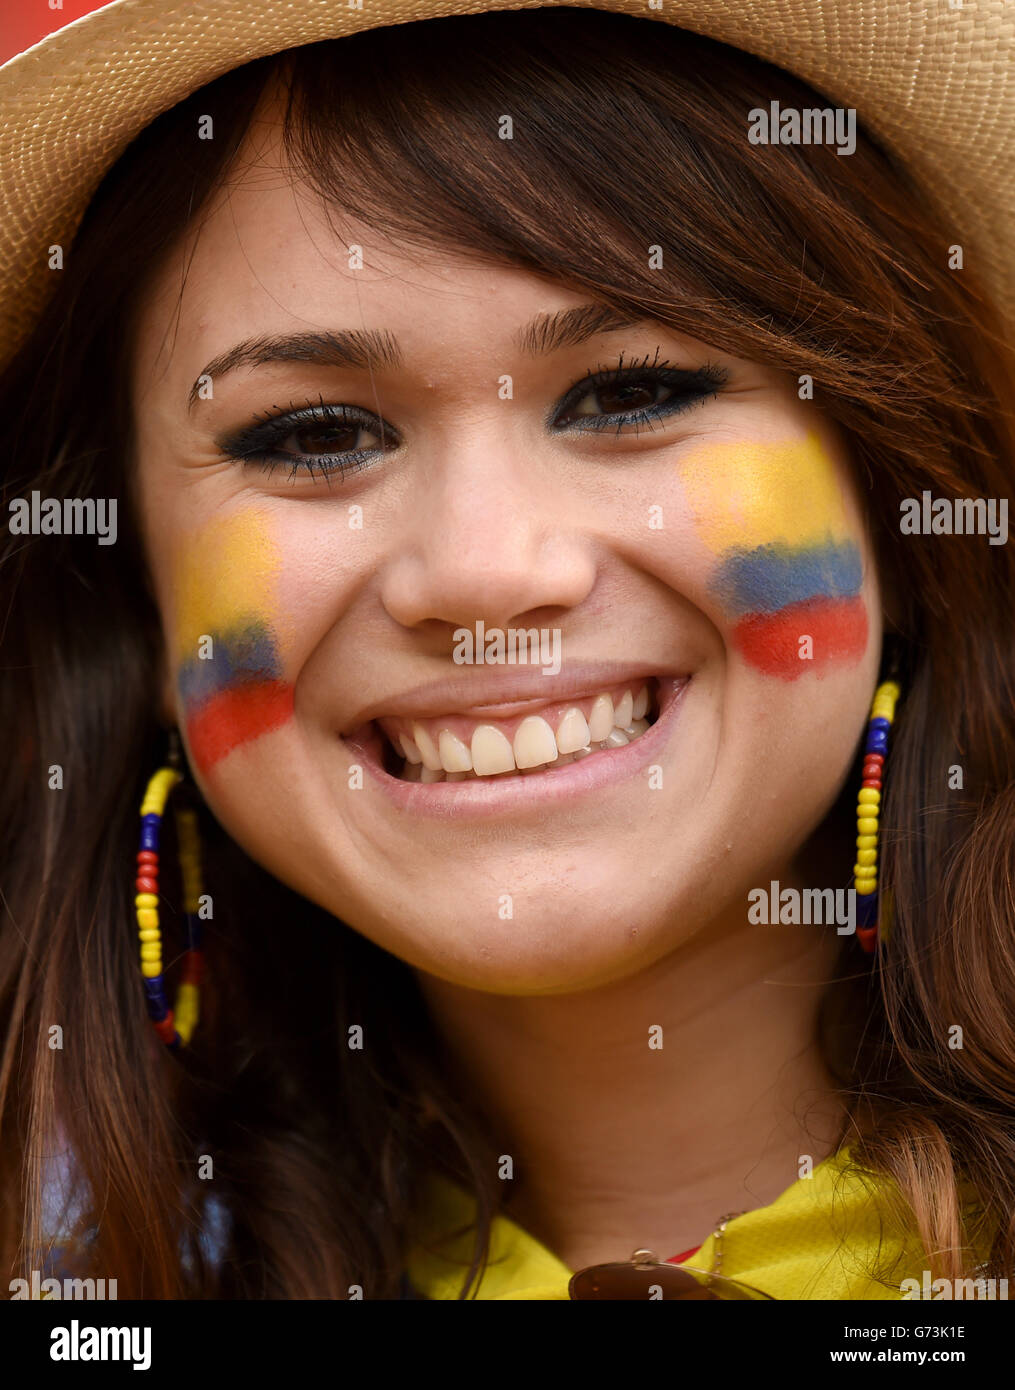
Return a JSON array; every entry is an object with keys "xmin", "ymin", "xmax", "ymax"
[{"xmin": 379, "ymin": 433, "xmax": 597, "ymax": 635}]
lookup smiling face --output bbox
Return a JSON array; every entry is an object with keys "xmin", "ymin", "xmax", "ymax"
[{"xmin": 131, "ymin": 93, "xmax": 882, "ymax": 993}]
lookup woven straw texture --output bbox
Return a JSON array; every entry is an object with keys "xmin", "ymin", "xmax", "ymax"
[{"xmin": 0, "ymin": 0, "xmax": 1012, "ymax": 371}]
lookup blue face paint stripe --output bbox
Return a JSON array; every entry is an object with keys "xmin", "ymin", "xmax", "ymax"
[
  {"xmin": 709, "ymin": 540, "xmax": 863, "ymax": 618},
  {"xmin": 177, "ymin": 618, "xmax": 283, "ymax": 705}
]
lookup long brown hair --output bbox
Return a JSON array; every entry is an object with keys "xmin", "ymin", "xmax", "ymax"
[{"xmin": 2, "ymin": 8, "xmax": 1013, "ymax": 1297}]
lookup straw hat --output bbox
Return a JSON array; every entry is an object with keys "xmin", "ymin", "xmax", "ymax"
[{"xmin": 1, "ymin": 0, "xmax": 1012, "ymax": 373}]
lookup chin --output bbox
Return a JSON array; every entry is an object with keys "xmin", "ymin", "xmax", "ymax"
[{"xmin": 331, "ymin": 868, "xmax": 689, "ymax": 994}]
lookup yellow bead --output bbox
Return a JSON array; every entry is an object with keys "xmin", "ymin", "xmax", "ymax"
[
  {"xmin": 175, "ymin": 984, "xmax": 200, "ymax": 1046},
  {"xmin": 137, "ymin": 927, "xmax": 160, "ymax": 942},
  {"xmin": 856, "ymin": 807, "xmax": 879, "ymax": 822},
  {"xmin": 857, "ymin": 834, "xmax": 877, "ymax": 849},
  {"xmin": 853, "ymin": 864, "xmax": 878, "ymax": 880},
  {"xmin": 139, "ymin": 775, "xmax": 178, "ymax": 817},
  {"xmin": 136, "ymin": 907, "xmax": 159, "ymax": 929},
  {"xmin": 134, "ymin": 892, "xmax": 158, "ymax": 909},
  {"xmin": 140, "ymin": 767, "xmax": 180, "ymax": 814},
  {"xmin": 857, "ymin": 788, "xmax": 881, "ymax": 805},
  {"xmin": 141, "ymin": 960, "xmax": 162, "ymax": 979},
  {"xmin": 854, "ymin": 879, "xmax": 877, "ymax": 895},
  {"xmin": 857, "ymin": 817, "xmax": 879, "ymax": 835},
  {"xmin": 856, "ymin": 849, "xmax": 877, "ymax": 866},
  {"xmin": 139, "ymin": 943, "xmax": 161, "ymax": 962}
]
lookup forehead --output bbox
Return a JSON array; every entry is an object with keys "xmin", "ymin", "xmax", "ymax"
[{"xmin": 129, "ymin": 84, "xmax": 592, "ymax": 404}]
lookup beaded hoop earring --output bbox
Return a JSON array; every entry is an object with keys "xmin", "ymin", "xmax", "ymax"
[
  {"xmin": 136, "ymin": 741, "xmax": 206, "ymax": 1048},
  {"xmin": 854, "ymin": 679, "xmax": 901, "ymax": 954}
]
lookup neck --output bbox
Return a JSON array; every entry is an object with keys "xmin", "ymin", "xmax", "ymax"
[{"xmin": 414, "ymin": 900, "xmax": 848, "ymax": 1273}]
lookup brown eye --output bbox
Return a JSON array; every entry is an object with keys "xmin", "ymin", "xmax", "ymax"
[
  {"xmin": 553, "ymin": 363, "xmax": 727, "ymax": 433},
  {"xmin": 220, "ymin": 404, "xmax": 399, "ymax": 480},
  {"xmin": 286, "ymin": 422, "xmax": 377, "ymax": 456},
  {"xmin": 564, "ymin": 376, "xmax": 671, "ymax": 420}
]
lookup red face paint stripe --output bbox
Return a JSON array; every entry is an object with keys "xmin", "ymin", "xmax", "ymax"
[
  {"xmin": 731, "ymin": 595, "xmax": 868, "ymax": 678},
  {"xmin": 185, "ymin": 680, "xmax": 295, "ymax": 773}
]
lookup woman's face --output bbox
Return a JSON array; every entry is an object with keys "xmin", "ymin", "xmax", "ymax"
[{"xmin": 132, "ymin": 99, "xmax": 882, "ymax": 993}]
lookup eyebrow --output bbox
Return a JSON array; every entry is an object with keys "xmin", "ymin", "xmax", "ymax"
[{"xmin": 187, "ymin": 303, "xmax": 647, "ymax": 410}]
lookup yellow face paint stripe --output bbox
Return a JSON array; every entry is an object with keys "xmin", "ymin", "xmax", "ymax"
[
  {"xmin": 679, "ymin": 432, "xmax": 853, "ymax": 552},
  {"xmin": 173, "ymin": 509, "xmax": 283, "ymax": 662}
]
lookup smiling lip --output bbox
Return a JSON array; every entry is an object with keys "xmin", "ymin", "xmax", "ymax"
[
  {"xmin": 340, "ymin": 663, "xmax": 681, "ymax": 733},
  {"xmin": 343, "ymin": 674, "xmax": 690, "ymax": 820}
]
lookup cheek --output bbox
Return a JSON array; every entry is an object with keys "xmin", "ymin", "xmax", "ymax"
[
  {"xmin": 172, "ymin": 510, "xmax": 295, "ymax": 777},
  {"xmin": 680, "ymin": 431, "xmax": 869, "ymax": 679}
]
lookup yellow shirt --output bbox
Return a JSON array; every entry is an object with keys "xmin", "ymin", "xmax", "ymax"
[{"xmin": 406, "ymin": 1148, "xmax": 985, "ymax": 1300}]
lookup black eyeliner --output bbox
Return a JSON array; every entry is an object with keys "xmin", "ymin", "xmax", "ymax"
[
  {"xmin": 548, "ymin": 357, "xmax": 728, "ymax": 433},
  {"xmin": 217, "ymin": 356, "xmax": 729, "ymax": 482}
]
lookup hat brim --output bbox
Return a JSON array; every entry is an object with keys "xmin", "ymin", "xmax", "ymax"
[{"xmin": 1, "ymin": 0, "xmax": 1012, "ymax": 368}]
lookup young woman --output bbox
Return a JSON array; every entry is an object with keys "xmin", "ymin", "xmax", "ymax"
[{"xmin": 1, "ymin": 4, "xmax": 1013, "ymax": 1300}]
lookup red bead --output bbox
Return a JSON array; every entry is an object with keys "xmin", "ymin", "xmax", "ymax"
[
  {"xmin": 856, "ymin": 925, "xmax": 878, "ymax": 954},
  {"xmin": 861, "ymin": 779, "xmax": 882, "ymax": 790},
  {"xmin": 137, "ymin": 851, "xmax": 159, "ymax": 866},
  {"xmin": 864, "ymin": 754, "xmax": 885, "ymax": 767},
  {"xmin": 182, "ymin": 950, "xmax": 205, "ymax": 986},
  {"xmin": 135, "ymin": 876, "xmax": 159, "ymax": 894},
  {"xmin": 153, "ymin": 1011, "xmax": 177, "ymax": 1044}
]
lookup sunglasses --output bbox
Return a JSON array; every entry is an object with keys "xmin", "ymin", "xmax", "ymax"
[{"xmin": 568, "ymin": 1248, "xmax": 774, "ymax": 1300}]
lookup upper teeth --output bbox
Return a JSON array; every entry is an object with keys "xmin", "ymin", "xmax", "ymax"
[{"xmin": 391, "ymin": 684, "xmax": 653, "ymax": 780}]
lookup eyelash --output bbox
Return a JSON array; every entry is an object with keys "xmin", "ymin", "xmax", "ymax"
[{"xmin": 217, "ymin": 353, "xmax": 728, "ymax": 484}]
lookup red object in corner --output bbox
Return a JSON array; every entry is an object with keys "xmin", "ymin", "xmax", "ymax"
[
  {"xmin": 667, "ymin": 1245, "xmax": 702, "ymax": 1265},
  {"xmin": 1, "ymin": 0, "xmax": 116, "ymax": 67}
]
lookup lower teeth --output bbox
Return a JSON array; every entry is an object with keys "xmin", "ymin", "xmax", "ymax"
[{"xmin": 397, "ymin": 717, "xmax": 652, "ymax": 783}]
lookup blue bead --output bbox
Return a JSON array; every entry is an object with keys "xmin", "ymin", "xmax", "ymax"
[
  {"xmin": 868, "ymin": 717, "xmax": 891, "ymax": 733},
  {"xmin": 143, "ymin": 975, "xmax": 169, "ymax": 1020},
  {"xmin": 865, "ymin": 732, "xmax": 888, "ymax": 753},
  {"xmin": 139, "ymin": 815, "xmax": 162, "ymax": 852},
  {"xmin": 855, "ymin": 892, "xmax": 878, "ymax": 927}
]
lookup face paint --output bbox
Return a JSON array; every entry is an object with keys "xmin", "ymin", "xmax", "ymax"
[
  {"xmin": 681, "ymin": 433, "xmax": 868, "ymax": 678},
  {"xmin": 173, "ymin": 510, "xmax": 294, "ymax": 773}
]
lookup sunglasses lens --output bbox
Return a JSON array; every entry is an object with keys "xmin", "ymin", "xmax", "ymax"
[{"xmin": 568, "ymin": 1262, "xmax": 774, "ymax": 1300}]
